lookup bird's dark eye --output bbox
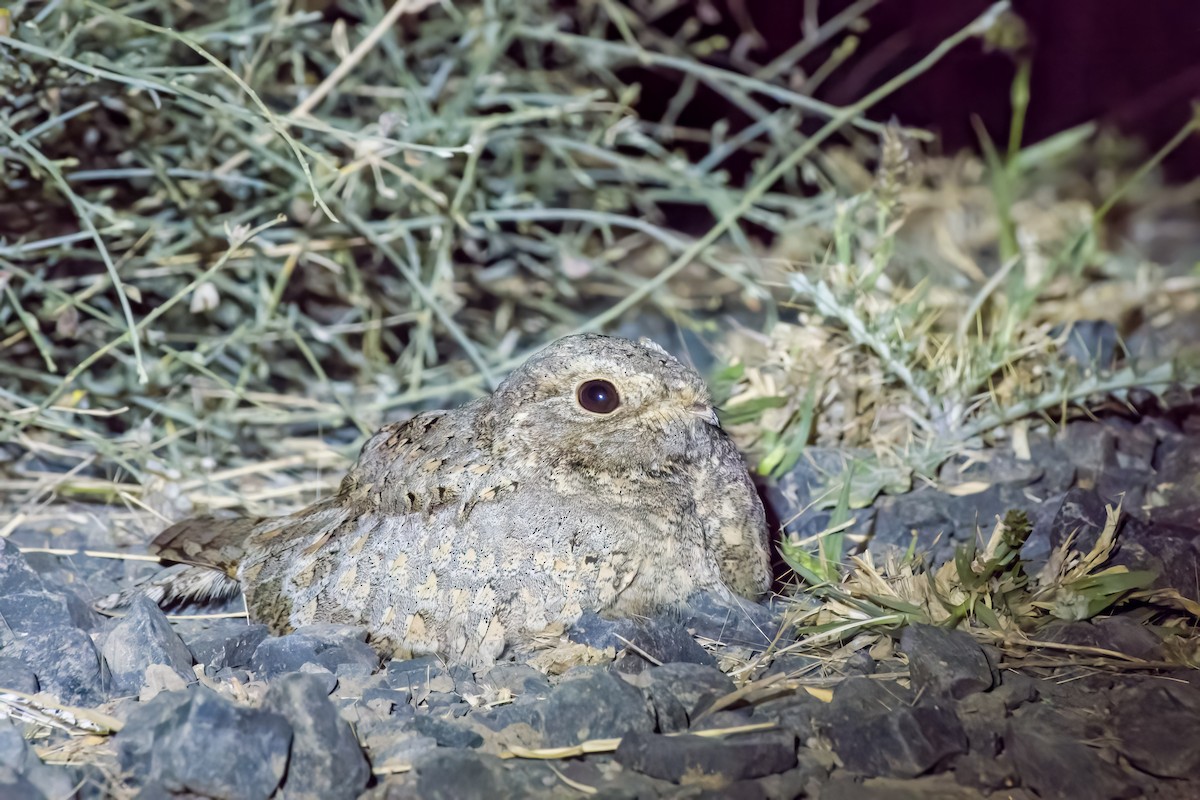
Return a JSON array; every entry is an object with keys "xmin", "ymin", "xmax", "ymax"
[{"xmin": 576, "ymin": 379, "xmax": 620, "ymax": 414}]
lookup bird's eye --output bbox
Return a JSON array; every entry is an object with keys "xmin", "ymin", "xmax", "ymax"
[{"xmin": 576, "ymin": 379, "xmax": 620, "ymax": 414}]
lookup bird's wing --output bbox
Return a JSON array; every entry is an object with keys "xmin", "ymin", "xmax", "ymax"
[
  {"xmin": 150, "ymin": 514, "xmax": 265, "ymax": 576},
  {"xmin": 150, "ymin": 406, "xmax": 504, "ymax": 573}
]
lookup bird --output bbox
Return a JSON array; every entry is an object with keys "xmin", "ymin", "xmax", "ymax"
[{"xmin": 134, "ymin": 334, "xmax": 771, "ymax": 667}]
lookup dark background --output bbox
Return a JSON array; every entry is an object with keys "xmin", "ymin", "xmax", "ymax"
[{"xmin": 643, "ymin": 0, "xmax": 1200, "ymax": 183}]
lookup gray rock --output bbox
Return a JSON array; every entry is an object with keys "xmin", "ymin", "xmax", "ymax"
[
  {"xmin": 477, "ymin": 663, "xmax": 551, "ymax": 701},
  {"xmin": 0, "ymin": 538, "xmax": 45, "ymax": 596},
  {"xmin": 757, "ymin": 750, "xmax": 834, "ymax": 800},
  {"xmin": 361, "ymin": 686, "xmax": 413, "ymax": 713},
  {"xmin": 0, "ymin": 539, "xmax": 95, "ymax": 635},
  {"xmin": 616, "ymin": 729, "xmax": 796, "ymax": 784},
  {"xmin": 1041, "ymin": 617, "xmax": 1163, "ymax": 661},
  {"xmin": 405, "ymin": 749, "xmax": 556, "ymax": 800},
  {"xmin": 569, "ymin": 611, "xmax": 715, "ymax": 672},
  {"xmin": 1113, "ymin": 518, "xmax": 1200, "ymax": 601},
  {"xmin": 184, "ymin": 621, "xmax": 269, "ymax": 669},
  {"xmin": 412, "ymin": 713, "xmax": 484, "ymax": 748},
  {"xmin": 944, "ymin": 449, "xmax": 1045, "ymax": 488},
  {"xmin": 386, "ymin": 655, "xmax": 456, "ymax": 697},
  {"xmin": 102, "ymin": 595, "xmax": 194, "ymax": 695},
  {"xmin": 822, "ymin": 773, "xmax": 1003, "ymax": 800},
  {"xmin": 539, "ymin": 666, "xmax": 654, "ymax": 745},
  {"xmin": 1047, "ymin": 486, "xmax": 1110, "ymax": 553},
  {"xmin": 950, "ymin": 751, "xmax": 1018, "ymax": 792},
  {"xmin": 475, "ymin": 666, "xmax": 653, "ymax": 747},
  {"xmin": 1111, "ymin": 683, "xmax": 1200, "ymax": 779},
  {"xmin": 680, "ymin": 590, "xmax": 779, "ymax": 650},
  {"xmin": 251, "ymin": 625, "xmax": 380, "ymax": 679},
  {"xmin": 626, "ymin": 662, "xmax": 735, "ymax": 733},
  {"xmin": 870, "ymin": 490, "xmax": 955, "ymax": 560},
  {"xmin": 364, "ymin": 729, "xmax": 437, "ymax": 771},
  {"xmin": 900, "ymin": 624, "xmax": 994, "ymax": 700},
  {"xmin": 8, "ymin": 626, "xmax": 107, "ymax": 706},
  {"xmin": 820, "ymin": 677, "xmax": 966, "ymax": 778},
  {"xmin": 0, "ymin": 717, "xmax": 78, "ymax": 799},
  {"xmin": 263, "ymin": 672, "xmax": 370, "ymax": 800},
  {"xmin": 1054, "ymin": 320, "xmax": 1122, "ymax": 369},
  {"xmin": 0, "ymin": 589, "xmax": 96, "ymax": 637},
  {"xmin": 1143, "ymin": 434, "xmax": 1200, "ymax": 529},
  {"xmin": 0, "ymin": 655, "xmax": 38, "ymax": 694},
  {"xmin": 752, "ymin": 687, "xmax": 828, "ymax": 741},
  {"xmin": 1006, "ymin": 712, "xmax": 1137, "ymax": 800},
  {"xmin": 115, "ymin": 687, "xmax": 292, "ymax": 799},
  {"xmin": 1060, "ymin": 422, "xmax": 1120, "ymax": 475}
]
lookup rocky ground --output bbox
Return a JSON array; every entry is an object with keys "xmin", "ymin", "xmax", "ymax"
[{"xmin": 2, "ymin": 405, "xmax": 1200, "ymax": 799}]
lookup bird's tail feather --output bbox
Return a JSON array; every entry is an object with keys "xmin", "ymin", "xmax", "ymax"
[
  {"xmin": 94, "ymin": 514, "xmax": 261, "ymax": 614},
  {"xmin": 94, "ymin": 563, "xmax": 242, "ymax": 613}
]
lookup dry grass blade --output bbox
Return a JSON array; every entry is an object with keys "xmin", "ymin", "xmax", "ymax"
[
  {"xmin": 500, "ymin": 721, "xmax": 777, "ymax": 761},
  {"xmin": 0, "ymin": 689, "xmax": 124, "ymax": 735}
]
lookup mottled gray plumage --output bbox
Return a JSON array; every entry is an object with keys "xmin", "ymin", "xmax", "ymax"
[{"xmin": 146, "ymin": 334, "xmax": 771, "ymax": 666}]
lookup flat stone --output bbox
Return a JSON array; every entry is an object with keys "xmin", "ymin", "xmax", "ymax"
[
  {"xmin": 1046, "ymin": 486, "xmax": 1110, "ymax": 553},
  {"xmin": 263, "ymin": 672, "xmax": 371, "ymax": 800},
  {"xmin": 1054, "ymin": 320, "xmax": 1122, "ymax": 369},
  {"xmin": 102, "ymin": 595, "xmax": 194, "ymax": 696},
  {"xmin": 870, "ymin": 489, "xmax": 955, "ymax": 558},
  {"xmin": 951, "ymin": 750, "xmax": 1018, "ymax": 792},
  {"xmin": 453, "ymin": 666, "xmax": 653, "ymax": 747},
  {"xmin": 115, "ymin": 687, "xmax": 292, "ymax": 799},
  {"xmin": 757, "ymin": 750, "xmax": 834, "ymax": 800},
  {"xmin": 946, "ymin": 450, "xmax": 1045, "ymax": 487},
  {"xmin": 0, "ymin": 539, "xmax": 95, "ymax": 636},
  {"xmin": 8, "ymin": 625, "xmax": 107, "ymax": 706},
  {"xmin": 900, "ymin": 624, "xmax": 994, "ymax": 699},
  {"xmin": 614, "ymin": 729, "xmax": 797, "ymax": 784}
]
